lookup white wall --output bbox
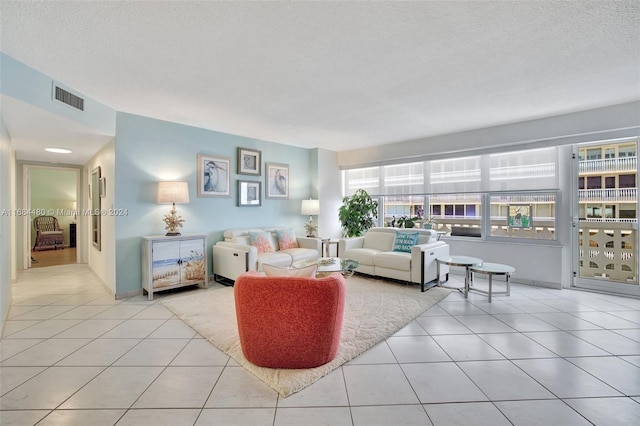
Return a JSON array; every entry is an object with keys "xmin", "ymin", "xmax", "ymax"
[
  {"xmin": 338, "ymin": 102, "xmax": 640, "ymax": 167},
  {"xmin": 0, "ymin": 117, "xmax": 12, "ymax": 332},
  {"xmin": 316, "ymin": 148, "xmax": 343, "ymax": 239},
  {"xmin": 85, "ymin": 139, "xmax": 116, "ymax": 295}
]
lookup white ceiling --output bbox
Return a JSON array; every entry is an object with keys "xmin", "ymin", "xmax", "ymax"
[{"xmin": 1, "ymin": 1, "xmax": 639, "ymax": 164}]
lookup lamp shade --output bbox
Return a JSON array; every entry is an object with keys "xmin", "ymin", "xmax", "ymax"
[
  {"xmin": 157, "ymin": 181, "xmax": 190, "ymax": 204},
  {"xmin": 301, "ymin": 199, "xmax": 320, "ymax": 216}
]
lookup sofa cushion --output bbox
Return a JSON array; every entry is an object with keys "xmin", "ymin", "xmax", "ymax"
[
  {"xmin": 362, "ymin": 230, "xmax": 396, "ymax": 251},
  {"xmin": 340, "ymin": 248, "xmax": 382, "ymax": 266},
  {"xmin": 275, "ymin": 228, "xmax": 299, "ymax": 250},
  {"xmin": 393, "ymin": 231, "xmax": 419, "ymax": 253},
  {"xmin": 257, "ymin": 252, "xmax": 292, "ymax": 270},
  {"xmin": 283, "ymin": 247, "xmax": 319, "ymax": 264},
  {"xmin": 249, "ymin": 231, "xmax": 275, "ymax": 253},
  {"xmin": 374, "ymin": 251, "xmax": 412, "ymax": 270},
  {"xmin": 263, "ymin": 263, "xmax": 317, "ymax": 277}
]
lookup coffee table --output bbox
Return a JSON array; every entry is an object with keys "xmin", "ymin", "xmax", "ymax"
[
  {"xmin": 434, "ymin": 255, "xmax": 483, "ymax": 297},
  {"xmin": 468, "ymin": 262, "xmax": 515, "ymax": 302},
  {"xmin": 294, "ymin": 257, "xmax": 360, "ymax": 277}
]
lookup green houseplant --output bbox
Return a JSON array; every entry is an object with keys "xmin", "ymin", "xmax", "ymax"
[{"xmin": 338, "ymin": 189, "xmax": 379, "ymax": 237}]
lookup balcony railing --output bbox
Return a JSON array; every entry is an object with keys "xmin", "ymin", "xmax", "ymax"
[
  {"xmin": 579, "ymin": 221, "xmax": 637, "ymax": 283},
  {"xmin": 580, "ymin": 156, "xmax": 637, "ymax": 174},
  {"xmin": 578, "ymin": 188, "xmax": 637, "ymax": 202}
]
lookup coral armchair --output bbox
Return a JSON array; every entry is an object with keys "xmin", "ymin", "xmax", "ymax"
[{"xmin": 234, "ymin": 271, "xmax": 346, "ymax": 369}]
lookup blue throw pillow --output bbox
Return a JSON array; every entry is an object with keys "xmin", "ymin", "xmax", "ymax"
[{"xmin": 393, "ymin": 231, "xmax": 419, "ymax": 253}]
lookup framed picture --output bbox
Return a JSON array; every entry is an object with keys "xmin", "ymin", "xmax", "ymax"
[
  {"xmin": 507, "ymin": 204, "xmax": 533, "ymax": 228},
  {"xmin": 265, "ymin": 162, "xmax": 289, "ymax": 199},
  {"xmin": 237, "ymin": 147, "xmax": 261, "ymax": 176},
  {"xmin": 237, "ymin": 180, "xmax": 262, "ymax": 207},
  {"xmin": 99, "ymin": 177, "xmax": 106, "ymax": 198},
  {"xmin": 197, "ymin": 154, "xmax": 231, "ymax": 197}
]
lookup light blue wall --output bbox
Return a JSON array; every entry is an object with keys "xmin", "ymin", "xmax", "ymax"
[
  {"xmin": 113, "ymin": 112, "xmax": 314, "ymax": 296},
  {"xmin": 0, "ymin": 53, "xmax": 116, "ymax": 135}
]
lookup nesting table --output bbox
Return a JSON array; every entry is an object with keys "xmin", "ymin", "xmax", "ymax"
[
  {"xmin": 434, "ymin": 255, "xmax": 483, "ymax": 296},
  {"xmin": 435, "ymin": 256, "xmax": 515, "ymax": 302},
  {"xmin": 468, "ymin": 262, "xmax": 515, "ymax": 302}
]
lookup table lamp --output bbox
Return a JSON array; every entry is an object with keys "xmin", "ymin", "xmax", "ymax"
[
  {"xmin": 301, "ymin": 199, "xmax": 320, "ymax": 237},
  {"xmin": 157, "ymin": 181, "xmax": 190, "ymax": 236}
]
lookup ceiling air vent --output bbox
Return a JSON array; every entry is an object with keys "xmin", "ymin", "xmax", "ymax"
[{"xmin": 54, "ymin": 85, "xmax": 84, "ymax": 111}]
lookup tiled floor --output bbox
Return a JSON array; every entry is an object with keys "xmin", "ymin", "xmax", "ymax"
[{"xmin": 1, "ymin": 264, "xmax": 639, "ymax": 426}]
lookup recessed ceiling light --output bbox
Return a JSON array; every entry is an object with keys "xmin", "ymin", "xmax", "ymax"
[{"xmin": 45, "ymin": 148, "xmax": 72, "ymax": 154}]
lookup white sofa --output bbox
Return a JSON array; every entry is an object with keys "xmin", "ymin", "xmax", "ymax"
[
  {"xmin": 212, "ymin": 227, "xmax": 321, "ymax": 284},
  {"xmin": 339, "ymin": 227, "xmax": 450, "ymax": 291}
]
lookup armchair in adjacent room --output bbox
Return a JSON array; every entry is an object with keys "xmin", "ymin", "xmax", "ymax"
[{"xmin": 32, "ymin": 215, "xmax": 64, "ymax": 251}]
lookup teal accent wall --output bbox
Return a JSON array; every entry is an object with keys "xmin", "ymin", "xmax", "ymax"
[{"xmin": 113, "ymin": 112, "xmax": 313, "ymax": 296}]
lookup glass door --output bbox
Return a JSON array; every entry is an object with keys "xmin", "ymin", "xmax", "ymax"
[{"xmin": 573, "ymin": 139, "xmax": 639, "ymax": 297}]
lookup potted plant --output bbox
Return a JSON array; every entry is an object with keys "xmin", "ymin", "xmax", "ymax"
[
  {"xmin": 338, "ymin": 189, "xmax": 379, "ymax": 237},
  {"xmin": 397, "ymin": 215, "xmax": 419, "ymax": 228}
]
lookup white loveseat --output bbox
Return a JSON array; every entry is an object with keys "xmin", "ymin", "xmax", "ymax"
[
  {"xmin": 339, "ymin": 227, "xmax": 449, "ymax": 290},
  {"xmin": 212, "ymin": 227, "xmax": 321, "ymax": 284}
]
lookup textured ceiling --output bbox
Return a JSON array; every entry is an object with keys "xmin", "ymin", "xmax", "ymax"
[{"xmin": 1, "ymin": 1, "xmax": 639, "ymax": 163}]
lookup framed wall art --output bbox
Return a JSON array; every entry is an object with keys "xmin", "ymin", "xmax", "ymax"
[
  {"xmin": 265, "ymin": 162, "xmax": 289, "ymax": 199},
  {"xmin": 197, "ymin": 154, "xmax": 231, "ymax": 198},
  {"xmin": 237, "ymin": 147, "xmax": 261, "ymax": 176},
  {"xmin": 237, "ymin": 180, "xmax": 262, "ymax": 207},
  {"xmin": 507, "ymin": 204, "xmax": 533, "ymax": 228}
]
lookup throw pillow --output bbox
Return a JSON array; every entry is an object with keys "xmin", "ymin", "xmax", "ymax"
[
  {"xmin": 275, "ymin": 228, "xmax": 299, "ymax": 250},
  {"xmin": 249, "ymin": 231, "xmax": 275, "ymax": 254},
  {"xmin": 262, "ymin": 263, "xmax": 317, "ymax": 277},
  {"xmin": 393, "ymin": 231, "xmax": 419, "ymax": 253}
]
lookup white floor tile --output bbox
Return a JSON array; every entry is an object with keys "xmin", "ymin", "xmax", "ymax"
[
  {"xmin": 402, "ymin": 362, "xmax": 487, "ymax": 404},
  {"xmin": 59, "ymin": 366, "xmax": 163, "ymax": 409},
  {"xmin": 566, "ymin": 356, "xmax": 640, "ymax": 395},
  {"xmin": 1, "ymin": 338, "xmax": 91, "ymax": 366},
  {"xmin": 170, "ymin": 339, "xmax": 231, "ymax": 366},
  {"xmin": 55, "ymin": 338, "xmax": 141, "ymax": 366},
  {"xmin": 117, "ymin": 408, "xmax": 200, "ymax": 426},
  {"xmin": 567, "ymin": 329, "xmax": 640, "ymax": 355},
  {"xmin": 431, "ymin": 334, "xmax": 505, "ymax": 361},
  {"xmin": 274, "ymin": 407, "xmax": 353, "ymax": 426},
  {"xmin": 351, "ymin": 404, "xmax": 432, "ymax": 426},
  {"xmin": 196, "ymin": 408, "xmax": 275, "ymax": 426},
  {"xmin": 112, "ymin": 338, "xmax": 190, "ymax": 366},
  {"xmin": 204, "ymin": 366, "xmax": 278, "ymax": 408},
  {"xmin": 37, "ymin": 409, "xmax": 125, "ymax": 426},
  {"xmin": 424, "ymin": 401, "xmax": 511, "ymax": 426},
  {"xmin": 495, "ymin": 399, "xmax": 593, "ymax": 425},
  {"xmin": 0, "ymin": 366, "xmax": 103, "ymax": 409},
  {"xmin": 523, "ymin": 330, "xmax": 611, "ymax": 357},
  {"xmin": 477, "ymin": 333, "xmax": 558, "ymax": 359},
  {"xmin": 276, "ymin": 368, "xmax": 349, "ymax": 407},
  {"xmin": 514, "ymin": 358, "xmax": 622, "ymax": 398},
  {"xmin": 387, "ymin": 335, "xmax": 452, "ymax": 363},
  {"xmin": 564, "ymin": 397, "xmax": 640, "ymax": 426},
  {"xmin": 342, "ymin": 364, "xmax": 420, "ymax": 406},
  {"xmin": 458, "ymin": 360, "xmax": 555, "ymax": 400},
  {"xmin": 133, "ymin": 366, "xmax": 222, "ymax": 408}
]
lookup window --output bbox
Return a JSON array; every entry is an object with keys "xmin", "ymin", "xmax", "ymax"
[
  {"xmin": 342, "ymin": 147, "xmax": 558, "ymax": 241},
  {"xmin": 619, "ymin": 174, "xmax": 636, "ymax": 188},
  {"xmin": 490, "ymin": 193, "xmax": 556, "ymax": 240}
]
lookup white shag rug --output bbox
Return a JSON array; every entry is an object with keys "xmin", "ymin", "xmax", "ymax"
[{"xmin": 162, "ymin": 275, "xmax": 451, "ymax": 397}]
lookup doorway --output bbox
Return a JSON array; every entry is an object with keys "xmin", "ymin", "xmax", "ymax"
[
  {"xmin": 573, "ymin": 139, "xmax": 639, "ymax": 297},
  {"xmin": 24, "ymin": 165, "xmax": 80, "ymax": 268}
]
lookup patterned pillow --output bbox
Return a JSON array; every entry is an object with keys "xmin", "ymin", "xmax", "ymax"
[
  {"xmin": 275, "ymin": 228, "xmax": 299, "ymax": 250},
  {"xmin": 393, "ymin": 231, "xmax": 419, "ymax": 253},
  {"xmin": 262, "ymin": 263, "xmax": 317, "ymax": 277},
  {"xmin": 248, "ymin": 231, "xmax": 275, "ymax": 254}
]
